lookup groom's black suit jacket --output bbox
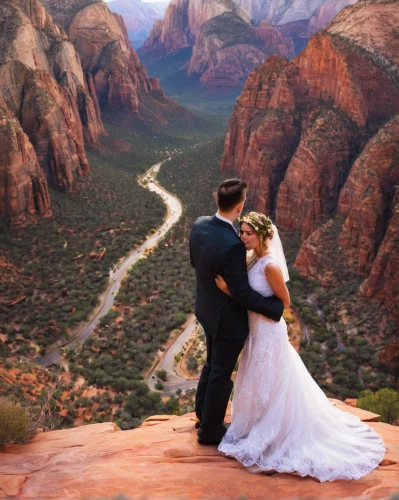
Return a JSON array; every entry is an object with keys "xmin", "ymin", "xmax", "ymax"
[{"xmin": 189, "ymin": 215, "xmax": 284, "ymax": 340}]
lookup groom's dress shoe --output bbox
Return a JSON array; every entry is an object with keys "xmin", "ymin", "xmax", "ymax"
[
  {"xmin": 197, "ymin": 423, "xmax": 228, "ymax": 446},
  {"xmin": 197, "ymin": 436, "xmax": 222, "ymax": 446}
]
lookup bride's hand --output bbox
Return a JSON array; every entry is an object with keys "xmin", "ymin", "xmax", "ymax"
[{"xmin": 215, "ymin": 275, "xmax": 232, "ymax": 296}]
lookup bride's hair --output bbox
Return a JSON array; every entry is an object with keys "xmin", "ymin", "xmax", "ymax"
[{"xmin": 238, "ymin": 212, "xmax": 274, "ymax": 254}]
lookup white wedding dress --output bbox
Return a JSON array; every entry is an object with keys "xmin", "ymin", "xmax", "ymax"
[{"xmin": 218, "ymin": 253, "xmax": 386, "ymax": 482}]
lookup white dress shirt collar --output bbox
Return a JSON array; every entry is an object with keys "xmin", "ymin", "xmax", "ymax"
[{"xmin": 215, "ymin": 213, "xmax": 235, "ymax": 228}]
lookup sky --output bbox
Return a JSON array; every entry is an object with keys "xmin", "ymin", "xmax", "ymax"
[{"xmin": 104, "ymin": 0, "xmax": 169, "ymax": 2}]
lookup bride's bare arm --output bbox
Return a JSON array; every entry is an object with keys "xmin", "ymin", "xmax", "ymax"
[{"xmin": 265, "ymin": 263, "xmax": 290, "ymax": 309}]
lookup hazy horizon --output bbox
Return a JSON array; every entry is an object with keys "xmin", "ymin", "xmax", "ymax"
[{"xmin": 105, "ymin": 0, "xmax": 170, "ymax": 3}]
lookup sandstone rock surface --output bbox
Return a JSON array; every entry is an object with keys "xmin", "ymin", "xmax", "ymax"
[
  {"xmin": 0, "ymin": 404, "xmax": 398, "ymax": 498},
  {"xmin": 0, "ymin": 0, "xmax": 177, "ymax": 220},
  {"xmin": 306, "ymin": 0, "xmax": 359, "ymax": 37},
  {"xmin": 54, "ymin": 0, "xmax": 167, "ymax": 116},
  {"xmin": 0, "ymin": 99, "xmax": 51, "ymax": 221},
  {"xmin": 143, "ymin": 0, "xmax": 359, "ymax": 64},
  {"xmin": 144, "ymin": 0, "xmax": 251, "ymax": 57},
  {"xmin": 338, "ymin": 116, "xmax": 399, "ymax": 276},
  {"xmin": 188, "ymin": 14, "xmax": 295, "ymax": 86},
  {"xmin": 235, "ymin": 0, "xmax": 354, "ymax": 26},
  {"xmin": 222, "ymin": 0, "xmax": 399, "ymax": 232},
  {"xmin": 222, "ymin": 0, "xmax": 399, "ymax": 320},
  {"xmin": 0, "ymin": 0, "xmax": 105, "ymax": 218}
]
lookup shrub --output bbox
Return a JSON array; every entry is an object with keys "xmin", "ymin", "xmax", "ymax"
[
  {"xmin": 187, "ymin": 356, "xmax": 198, "ymax": 372},
  {"xmin": 357, "ymin": 388, "xmax": 399, "ymax": 424},
  {"xmin": 0, "ymin": 399, "xmax": 32, "ymax": 444},
  {"xmin": 155, "ymin": 381, "xmax": 164, "ymax": 391},
  {"xmin": 155, "ymin": 369, "xmax": 167, "ymax": 382}
]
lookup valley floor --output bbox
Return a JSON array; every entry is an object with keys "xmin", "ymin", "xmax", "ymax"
[{"xmin": 1, "ymin": 87, "xmax": 397, "ymax": 430}]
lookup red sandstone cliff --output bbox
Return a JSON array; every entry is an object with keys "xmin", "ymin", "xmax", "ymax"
[
  {"xmin": 66, "ymin": 1, "xmax": 163, "ymax": 113},
  {"xmin": 144, "ymin": 0, "xmax": 359, "ymax": 58},
  {"xmin": 0, "ymin": 98, "xmax": 51, "ymax": 222},
  {"xmin": 142, "ymin": 0, "xmax": 359, "ymax": 82},
  {"xmin": 222, "ymin": 0, "xmax": 399, "ymax": 319},
  {"xmin": 188, "ymin": 15, "xmax": 294, "ymax": 86},
  {"xmin": 338, "ymin": 116, "xmax": 399, "ymax": 276},
  {"xmin": 222, "ymin": 0, "xmax": 399, "ymax": 225},
  {"xmin": 39, "ymin": 0, "xmax": 179, "ymax": 122},
  {"xmin": 0, "ymin": 0, "xmax": 179, "ymax": 220},
  {"xmin": 143, "ymin": 0, "xmax": 251, "ymax": 57},
  {"xmin": 0, "ymin": 0, "xmax": 105, "ymax": 219}
]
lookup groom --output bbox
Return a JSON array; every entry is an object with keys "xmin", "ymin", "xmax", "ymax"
[{"xmin": 189, "ymin": 179, "xmax": 284, "ymax": 445}]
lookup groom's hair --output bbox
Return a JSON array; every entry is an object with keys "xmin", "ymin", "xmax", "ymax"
[{"xmin": 217, "ymin": 179, "xmax": 247, "ymax": 211}]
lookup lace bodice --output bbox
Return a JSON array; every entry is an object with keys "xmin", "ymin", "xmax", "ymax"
[{"xmin": 248, "ymin": 253, "xmax": 278, "ymax": 298}]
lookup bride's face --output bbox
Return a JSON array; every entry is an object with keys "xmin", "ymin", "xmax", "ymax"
[{"xmin": 240, "ymin": 223, "xmax": 260, "ymax": 251}]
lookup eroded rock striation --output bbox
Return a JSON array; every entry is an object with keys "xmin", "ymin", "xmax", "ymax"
[
  {"xmin": 43, "ymin": 0, "xmax": 166, "ymax": 115},
  {"xmin": 143, "ymin": 0, "xmax": 360, "ymax": 80},
  {"xmin": 143, "ymin": 0, "xmax": 296, "ymax": 85},
  {"xmin": 223, "ymin": 0, "xmax": 399, "ymax": 224},
  {"xmin": 143, "ymin": 0, "xmax": 251, "ymax": 57},
  {"xmin": 0, "ymin": 0, "xmax": 104, "ymax": 219},
  {"xmin": 338, "ymin": 116, "xmax": 399, "ymax": 276},
  {"xmin": 222, "ymin": 0, "xmax": 399, "ymax": 318},
  {"xmin": 0, "ymin": 98, "xmax": 51, "ymax": 221},
  {"xmin": 0, "ymin": 0, "xmax": 176, "ymax": 220},
  {"xmin": 188, "ymin": 14, "xmax": 294, "ymax": 86}
]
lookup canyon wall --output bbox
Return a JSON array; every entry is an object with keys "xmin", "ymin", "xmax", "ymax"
[
  {"xmin": 0, "ymin": 0, "xmax": 176, "ymax": 221},
  {"xmin": 188, "ymin": 14, "xmax": 294, "ymax": 86},
  {"xmin": 0, "ymin": 0, "xmax": 103, "ymax": 220},
  {"xmin": 222, "ymin": 0, "xmax": 399, "ymax": 318},
  {"xmin": 0, "ymin": 97, "xmax": 51, "ymax": 222},
  {"xmin": 143, "ymin": 0, "xmax": 359, "ymax": 85}
]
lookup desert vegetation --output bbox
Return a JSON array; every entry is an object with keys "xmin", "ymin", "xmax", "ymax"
[
  {"xmin": 58, "ymin": 135, "xmax": 226, "ymax": 429},
  {"xmin": 2, "ymin": 78, "xmax": 397, "ymax": 431},
  {"xmin": 0, "ymin": 145, "xmax": 166, "ymax": 358}
]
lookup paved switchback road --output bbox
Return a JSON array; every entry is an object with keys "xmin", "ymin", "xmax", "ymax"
[
  {"xmin": 146, "ymin": 316, "xmax": 199, "ymax": 397},
  {"xmin": 36, "ymin": 161, "xmax": 183, "ymax": 367}
]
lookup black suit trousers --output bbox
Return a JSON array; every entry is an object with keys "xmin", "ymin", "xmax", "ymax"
[{"xmin": 195, "ymin": 330, "xmax": 245, "ymax": 439}]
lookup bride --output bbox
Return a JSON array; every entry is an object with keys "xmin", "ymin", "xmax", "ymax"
[{"xmin": 215, "ymin": 212, "xmax": 385, "ymax": 482}]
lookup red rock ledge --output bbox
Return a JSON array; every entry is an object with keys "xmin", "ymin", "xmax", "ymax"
[{"xmin": 0, "ymin": 402, "xmax": 398, "ymax": 498}]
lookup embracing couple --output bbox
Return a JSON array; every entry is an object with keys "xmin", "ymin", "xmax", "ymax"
[{"xmin": 189, "ymin": 179, "xmax": 385, "ymax": 482}]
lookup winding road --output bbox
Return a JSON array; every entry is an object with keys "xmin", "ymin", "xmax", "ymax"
[
  {"xmin": 146, "ymin": 316, "xmax": 199, "ymax": 396},
  {"xmin": 36, "ymin": 161, "xmax": 195, "ymax": 383}
]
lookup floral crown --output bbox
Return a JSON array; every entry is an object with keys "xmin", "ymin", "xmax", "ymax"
[{"xmin": 238, "ymin": 212, "xmax": 274, "ymax": 239}]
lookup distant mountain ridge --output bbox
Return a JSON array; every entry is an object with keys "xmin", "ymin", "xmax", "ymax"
[
  {"xmin": 141, "ymin": 0, "xmax": 359, "ymax": 85},
  {"xmin": 107, "ymin": 0, "xmax": 169, "ymax": 47}
]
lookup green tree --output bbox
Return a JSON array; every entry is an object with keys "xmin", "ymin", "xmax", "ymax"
[
  {"xmin": 164, "ymin": 396, "xmax": 180, "ymax": 415},
  {"xmin": 155, "ymin": 369, "xmax": 167, "ymax": 382},
  {"xmin": 187, "ymin": 356, "xmax": 198, "ymax": 372},
  {"xmin": 357, "ymin": 388, "xmax": 399, "ymax": 424}
]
